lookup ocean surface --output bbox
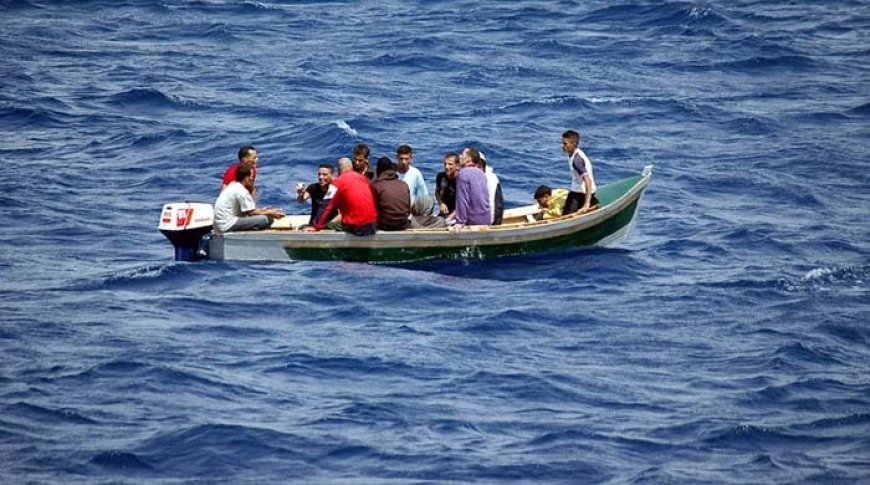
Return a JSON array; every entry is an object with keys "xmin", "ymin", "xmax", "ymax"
[{"xmin": 2, "ymin": 0, "xmax": 869, "ymax": 483}]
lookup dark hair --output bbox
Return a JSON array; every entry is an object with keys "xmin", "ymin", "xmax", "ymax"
[
  {"xmin": 443, "ymin": 151, "xmax": 459, "ymax": 163},
  {"xmin": 562, "ymin": 130, "xmax": 580, "ymax": 145},
  {"xmin": 397, "ymin": 144, "xmax": 413, "ymax": 156},
  {"xmin": 353, "ymin": 143, "xmax": 370, "ymax": 158},
  {"xmin": 376, "ymin": 156, "xmax": 395, "ymax": 176},
  {"xmin": 534, "ymin": 185, "xmax": 552, "ymax": 200},
  {"xmin": 236, "ymin": 164, "xmax": 254, "ymax": 182},
  {"xmin": 238, "ymin": 145, "xmax": 256, "ymax": 161},
  {"xmin": 318, "ymin": 163, "xmax": 334, "ymax": 173}
]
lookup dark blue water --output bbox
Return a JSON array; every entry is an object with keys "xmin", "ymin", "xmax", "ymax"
[{"xmin": 2, "ymin": 1, "xmax": 869, "ymax": 482}]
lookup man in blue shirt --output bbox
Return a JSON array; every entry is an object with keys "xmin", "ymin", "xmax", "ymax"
[{"xmin": 396, "ymin": 144, "xmax": 429, "ymax": 206}]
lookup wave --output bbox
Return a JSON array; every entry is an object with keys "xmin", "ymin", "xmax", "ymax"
[
  {"xmin": 263, "ymin": 352, "xmax": 442, "ymax": 380},
  {"xmin": 715, "ymin": 54, "xmax": 821, "ymax": 71},
  {"xmin": 583, "ymin": 2, "xmax": 729, "ymax": 29},
  {"xmin": 105, "ymin": 88, "xmax": 207, "ymax": 111},
  {"xmin": 53, "ymin": 358, "xmax": 266, "ymax": 399},
  {"xmin": 702, "ymin": 423, "xmax": 823, "ymax": 449},
  {"xmin": 89, "ymin": 450, "xmax": 153, "ymax": 472},
  {"xmin": 78, "ymin": 263, "xmax": 193, "ymax": 291},
  {"xmin": 4, "ymin": 402, "xmax": 99, "ymax": 425},
  {"xmin": 783, "ymin": 264, "xmax": 870, "ymax": 293},
  {"xmin": 849, "ymin": 101, "xmax": 870, "ymax": 116},
  {"xmin": 359, "ymin": 53, "xmax": 454, "ymax": 72},
  {"xmin": 702, "ymin": 264, "xmax": 869, "ymax": 295},
  {"xmin": 0, "ymin": 105, "xmax": 68, "ymax": 130}
]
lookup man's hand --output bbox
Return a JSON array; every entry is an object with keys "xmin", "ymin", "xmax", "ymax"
[{"xmin": 261, "ymin": 207, "xmax": 285, "ymax": 219}]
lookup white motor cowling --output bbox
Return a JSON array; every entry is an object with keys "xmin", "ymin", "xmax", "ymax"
[{"xmin": 158, "ymin": 202, "xmax": 214, "ymax": 261}]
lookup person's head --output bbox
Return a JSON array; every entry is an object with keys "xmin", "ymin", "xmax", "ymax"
[
  {"xmin": 534, "ymin": 185, "xmax": 552, "ymax": 209},
  {"xmin": 376, "ymin": 156, "xmax": 395, "ymax": 176},
  {"xmin": 236, "ymin": 164, "xmax": 255, "ymax": 190},
  {"xmin": 337, "ymin": 157, "xmax": 353, "ymax": 174},
  {"xmin": 238, "ymin": 145, "xmax": 258, "ymax": 166},
  {"xmin": 561, "ymin": 130, "xmax": 580, "ymax": 155},
  {"xmin": 460, "ymin": 147, "xmax": 481, "ymax": 167},
  {"xmin": 352, "ymin": 143, "xmax": 370, "ymax": 174},
  {"xmin": 443, "ymin": 152, "xmax": 459, "ymax": 178},
  {"xmin": 396, "ymin": 144, "xmax": 413, "ymax": 173},
  {"xmin": 317, "ymin": 163, "xmax": 334, "ymax": 186}
]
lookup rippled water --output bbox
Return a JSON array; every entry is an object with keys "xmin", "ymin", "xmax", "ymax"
[{"xmin": 2, "ymin": 1, "xmax": 869, "ymax": 482}]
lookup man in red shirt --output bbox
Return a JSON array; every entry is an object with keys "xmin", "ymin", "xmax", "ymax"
[
  {"xmin": 308, "ymin": 158, "xmax": 378, "ymax": 236},
  {"xmin": 221, "ymin": 145, "xmax": 258, "ymax": 195}
]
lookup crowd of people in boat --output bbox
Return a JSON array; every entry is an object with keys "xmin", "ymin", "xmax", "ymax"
[{"xmin": 213, "ymin": 130, "xmax": 599, "ymax": 235}]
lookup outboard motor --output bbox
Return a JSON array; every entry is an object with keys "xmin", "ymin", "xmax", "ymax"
[{"xmin": 159, "ymin": 202, "xmax": 214, "ymax": 261}]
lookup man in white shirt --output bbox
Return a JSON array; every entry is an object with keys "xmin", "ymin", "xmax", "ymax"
[
  {"xmin": 395, "ymin": 144, "xmax": 429, "ymax": 207},
  {"xmin": 214, "ymin": 165, "xmax": 284, "ymax": 233}
]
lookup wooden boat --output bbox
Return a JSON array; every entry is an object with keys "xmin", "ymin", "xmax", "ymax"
[{"xmin": 205, "ymin": 165, "xmax": 653, "ymax": 263}]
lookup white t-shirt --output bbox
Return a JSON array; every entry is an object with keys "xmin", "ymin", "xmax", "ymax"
[
  {"xmin": 484, "ymin": 167, "xmax": 500, "ymax": 224},
  {"xmin": 398, "ymin": 165, "xmax": 429, "ymax": 205},
  {"xmin": 214, "ymin": 181, "xmax": 256, "ymax": 233},
  {"xmin": 569, "ymin": 147, "xmax": 597, "ymax": 194}
]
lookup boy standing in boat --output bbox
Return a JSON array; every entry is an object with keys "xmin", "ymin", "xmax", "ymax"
[{"xmin": 561, "ymin": 130, "xmax": 599, "ymax": 215}]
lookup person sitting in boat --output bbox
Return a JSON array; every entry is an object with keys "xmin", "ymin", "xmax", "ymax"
[
  {"xmin": 410, "ymin": 194, "xmax": 448, "ymax": 229},
  {"xmin": 307, "ymin": 157, "xmax": 378, "ymax": 236},
  {"xmin": 435, "ymin": 152, "xmax": 459, "ymax": 218},
  {"xmin": 296, "ymin": 163, "xmax": 337, "ymax": 226},
  {"xmin": 372, "ymin": 157, "xmax": 411, "ymax": 231},
  {"xmin": 533, "ymin": 185, "xmax": 569, "ymax": 220},
  {"xmin": 452, "ymin": 148, "xmax": 491, "ymax": 230},
  {"xmin": 352, "ymin": 143, "xmax": 375, "ymax": 181},
  {"xmin": 395, "ymin": 144, "xmax": 429, "ymax": 206},
  {"xmin": 221, "ymin": 145, "xmax": 258, "ymax": 197},
  {"xmin": 561, "ymin": 129, "xmax": 600, "ymax": 215},
  {"xmin": 214, "ymin": 164, "xmax": 284, "ymax": 233},
  {"xmin": 470, "ymin": 149, "xmax": 504, "ymax": 226}
]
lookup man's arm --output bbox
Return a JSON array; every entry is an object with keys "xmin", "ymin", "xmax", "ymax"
[
  {"xmin": 580, "ymin": 174, "xmax": 594, "ymax": 212},
  {"xmin": 454, "ymin": 177, "xmax": 468, "ymax": 226},
  {"xmin": 244, "ymin": 207, "xmax": 284, "ymax": 218}
]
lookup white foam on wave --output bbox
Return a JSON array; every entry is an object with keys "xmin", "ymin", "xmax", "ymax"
[
  {"xmin": 797, "ymin": 265, "xmax": 868, "ymax": 290},
  {"xmin": 803, "ymin": 267, "xmax": 836, "ymax": 281},
  {"xmin": 335, "ymin": 120, "xmax": 358, "ymax": 137}
]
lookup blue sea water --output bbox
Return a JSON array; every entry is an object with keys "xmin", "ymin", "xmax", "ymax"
[{"xmin": 1, "ymin": 0, "xmax": 869, "ymax": 482}]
